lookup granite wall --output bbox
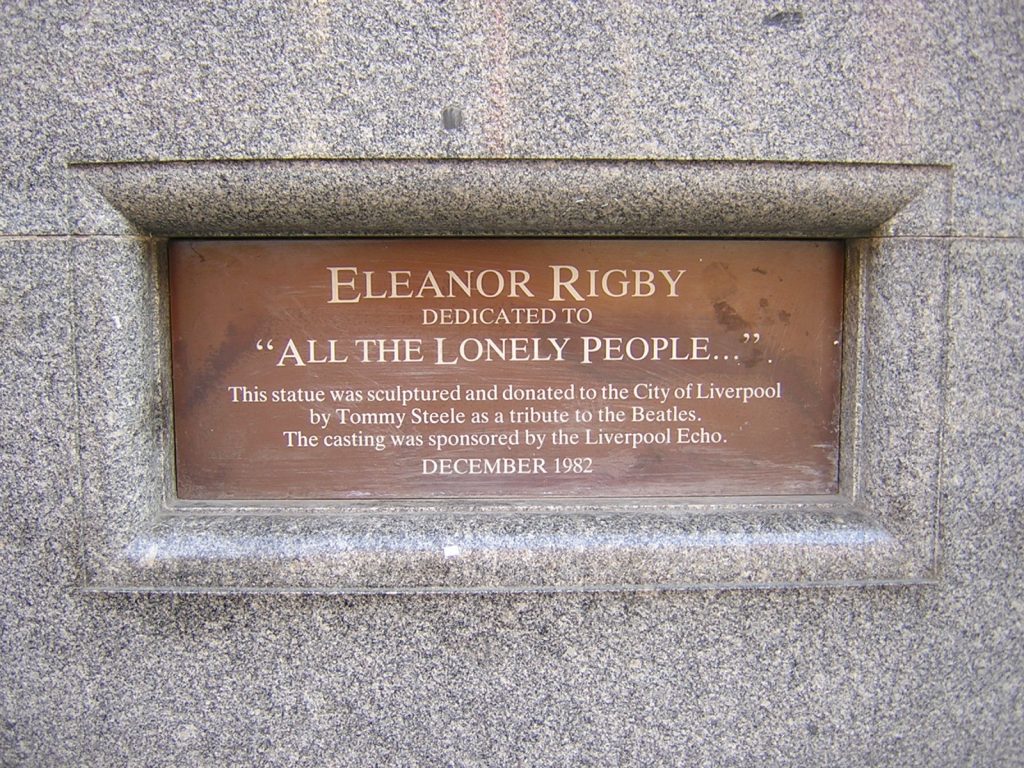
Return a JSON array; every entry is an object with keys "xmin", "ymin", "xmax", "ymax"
[{"xmin": 2, "ymin": 2, "xmax": 1021, "ymax": 765}]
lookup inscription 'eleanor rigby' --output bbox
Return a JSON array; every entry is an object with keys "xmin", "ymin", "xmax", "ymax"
[{"xmin": 169, "ymin": 239, "xmax": 844, "ymax": 499}]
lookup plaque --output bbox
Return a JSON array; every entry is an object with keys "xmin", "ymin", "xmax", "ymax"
[{"xmin": 169, "ymin": 239, "xmax": 844, "ymax": 499}]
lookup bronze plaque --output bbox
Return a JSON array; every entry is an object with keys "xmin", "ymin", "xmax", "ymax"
[{"xmin": 169, "ymin": 239, "xmax": 844, "ymax": 499}]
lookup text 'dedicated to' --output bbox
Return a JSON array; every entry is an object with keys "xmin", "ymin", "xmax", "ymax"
[{"xmin": 169, "ymin": 239, "xmax": 844, "ymax": 499}]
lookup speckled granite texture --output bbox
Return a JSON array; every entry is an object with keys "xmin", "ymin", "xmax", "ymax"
[
  {"xmin": 69, "ymin": 162, "xmax": 947, "ymax": 593},
  {"xmin": 3, "ymin": 1, "xmax": 1023, "ymax": 765}
]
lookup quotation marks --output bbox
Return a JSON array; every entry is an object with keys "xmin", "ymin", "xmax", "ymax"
[
  {"xmin": 256, "ymin": 339, "xmax": 275, "ymax": 351},
  {"xmin": 710, "ymin": 331, "xmax": 770, "ymax": 364}
]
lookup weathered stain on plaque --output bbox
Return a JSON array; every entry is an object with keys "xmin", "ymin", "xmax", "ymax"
[{"xmin": 169, "ymin": 239, "xmax": 844, "ymax": 499}]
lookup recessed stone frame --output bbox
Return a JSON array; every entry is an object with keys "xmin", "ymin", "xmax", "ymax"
[{"xmin": 69, "ymin": 159, "xmax": 952, "ymax": 593}]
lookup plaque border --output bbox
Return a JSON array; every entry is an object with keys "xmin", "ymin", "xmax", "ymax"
[{"xmin": 69, "ymin": 159, "xmax": 952, "ymax": 593}]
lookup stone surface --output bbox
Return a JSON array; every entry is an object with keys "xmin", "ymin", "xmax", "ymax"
[
  {"xmin": 0, "ymin": 239, "xmax": 84, "ymax": 765},
  {"xmin": 54, "ymin": 1, "xmax": 1024, "ymax": 237},
  {"xmin": 72, "ymin": 159, "xmax": 950, "ymax": 238},
  {"xmin": 72, "ymin": 237, "xmax": 165, "ymax": 577},
  {"xmin": 0, "ymin": 4, "xmax": 79, "ymax": 234},
  {"xmin": 71, "ymin": 168, "xmax": 943, "ymax": 594},
  {"xmin": 2, "ymin": 2, "xmax": 1023, "ymax": 766},
  {"xmin": 945, "ymin": 5, "xmax": 1024, "ymax": 236}
]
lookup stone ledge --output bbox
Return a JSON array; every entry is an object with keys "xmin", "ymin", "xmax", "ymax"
[
  {"xmin": 84, "ymin": 501, "xmax": 922, "ymax": 593},
  {"xmin": 70, "ymin": 158, "xmax": 951, "ymax": 238}
]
